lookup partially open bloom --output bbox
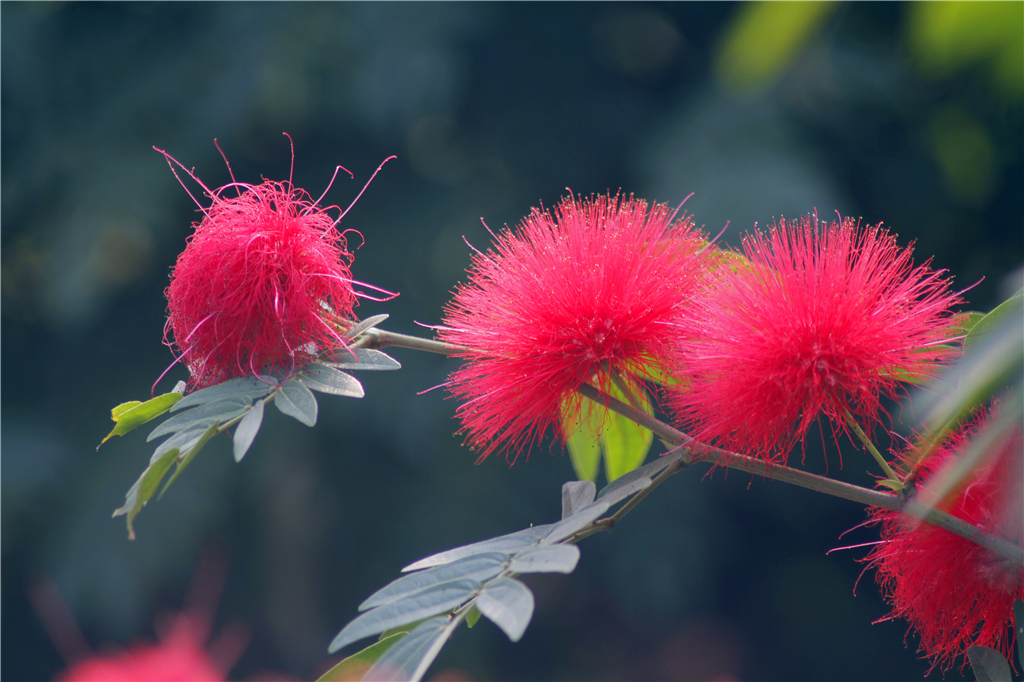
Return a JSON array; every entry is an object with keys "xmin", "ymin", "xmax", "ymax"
[
  {"xmin": 866, "ymin": 408, "xmax": 1024, "ymax": 671},
  {"xmin": 668, "ymin": 213, "xmax": 963, "ymax": 464},
  {"xmin": 440, "ymin": 193, "xmax": 709, "ymax": 463},
  {"xmin": 158, "ymin": 144, "xmax": 387, "ymax": 389}
]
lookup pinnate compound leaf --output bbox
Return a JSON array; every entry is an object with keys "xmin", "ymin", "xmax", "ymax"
[
  {"xmin": 113, "ymin": 447, "xmax": 179, "ymax": 540},
  {"xmin": 329, "ymin": 580, "xmax": 478, "ymax": 654},
  {"xmin": 541, "ymin": 500, "xmax": 610, "ymax": 545},
  {"xmin": 233, "ymin": 400, "xmax": 264, "ymax": 463},
  {"xmin": 402, "ymin": 525, "xmax": 552, "ymax": 572},
  {"xmin": 475, "ymin": 578, "xmax": 534, "ymax": 643},
  {"xmin": 362, "ymin": 618, "xmax": 451, "ymax": 682},
  {"xmin": 298, "ymin": 363, "xmax": 364, "ymax": 398},
  {"xmin": 508, "ymin": 544, "xmax": 580, "ymax": 574},
  {"xmin": 171, "ymin": 376, "xmax": 276, "ymax": 412},
  {"xmin": 344, "ymin": 313, "xmax": 389, "ymax": 340},
  {"xmin": 275, "ymin": 379, "xmax": 318, "ymax": 426},
  {"xmin": 967, "ymin": 646, "xmax": 1012, "ymax": 682},
  {"xmin": 147, "ymin": 396, "xmax": 251, "ymax": 442},
  {"xmin": 360, "ymin": 553, "xmax": 509, "ymax": 612},
  {"xmin": 315, "ymin": 632, "xmax": 407, "ymax": 682},
  {"xmin": 327, "ymin": 348, "xmax": 402, "ymax": 371},
  {"xmin": 561, "ymin": 480, "xmax": 596, "ymax": 519},
  {"xmin": 562, "ymin": 398, "xmax": 602, "ymax": 482},
  {"xmin": 100, "ymin": 392, "xmax": 183, "ymax": 447}
]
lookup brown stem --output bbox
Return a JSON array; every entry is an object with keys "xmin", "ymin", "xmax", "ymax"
[{"xmin": 351, "ymin": 326, "xmax": 1024, "ymax": 567}]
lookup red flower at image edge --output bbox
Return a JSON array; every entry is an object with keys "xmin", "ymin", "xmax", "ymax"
[
  {"xmin": 440, "ymin": 193, "xmax": 709, "ymax": 464},
  {"xmin": 157, "ymin": 145, "xmax": 384, "ymax": 389},
  {"xmin": 669, "ymin": 214, "xmax": 963, "ymax": 464},
  {"xmin": 866, "ymin": 409, "xmax": 1024, "ymax": 671}
]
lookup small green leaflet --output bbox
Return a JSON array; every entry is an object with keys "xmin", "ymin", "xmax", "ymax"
[
  {"xmin": 99, "ymin": 392, "xmax": 182, "ymax": 448},
  {"xmin": 562, "ymin": 376, "xmax": 654, "ymax": 483}
]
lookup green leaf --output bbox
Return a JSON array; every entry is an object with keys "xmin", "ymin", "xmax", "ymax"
[
  {"xmin": 967, "ymin": 645, "xmax": 1012, "ymax": 682},
  {"xmin": 329, "ymin": 580, "xmax": 478, "ymax": 654},
  {"xmin": 327, "ymin": 348, "xmax": 402, "ymax": 371},
  {"xmin": 112, "ymin": 446, "xmax": 180, "ymax": 540},
  {"xmin": 315, "ymin": 633, "xmax": 407, "ymax": 682},
  {"xmin": 402, "ymin": 525, "xmax": 552, "ymax": 572},
  {"xmin": 362, "ymin": 617, "xmax": 452, "ymax": 682},
  {"xmin": 965, "ymin": 294, "xmax": 1023, "ymax": 351},
  {"xmin": 475, "ymin": 578, "xmax": 534, "ymax": 643},
  {"xmin": 274, "ymin": 379, "xmax": 318, "ymax": 426},
  {"xmin": 563, "ymin": 377, "xmax": 655, "ymax": 483},
  {"xmin": 170, "ymin": 376, "xmax": 276, "ymax": 412},
  {"xmin": 561, "ymin": 480, "xmax": 596, "ymax": 519},
  {"xmin": 233, "ymin": 400, "xmax": 264, "ymax": 462},
  {"xmin": 508, "ymin": 545, "xmax": 580, "ymax": 574},
  {"xmin": 876, "ymin": 479, "xmax": 905, "ymax": 491},
  {"xmin": 111, "ymin": 401, "xmax": 143, "ymax": 419},
  {"xmin": 602, "ymin": 378, "xmax": 654, "ymax": 482},
  {"xmin": 298, "ymin": 363, "xmax": 365, "ymax": 398},
  {"xmin": 159, "ymin": 422, "xmax": 220, "ymax": 497},
  {"xmin": 360, "ymin": 553, "xmax": 509, "ymax": 612},
  {"xmin": 99, "ymin": 392, "xmax": 183, "ymax": 447},
  {"xmin": 562, "ymin": 398, "xmax": 602, "ymax": 482},
  {"xmin": 147, "ymin": 396, "xmax": 251, "ymax": 442}
]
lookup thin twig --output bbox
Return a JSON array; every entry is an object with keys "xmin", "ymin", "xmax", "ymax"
[{"xmin": 351, "ymin": 326, "xmax": 1024, "ymax": 567}]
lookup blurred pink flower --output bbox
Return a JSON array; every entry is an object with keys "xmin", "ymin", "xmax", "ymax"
[
  {"xmin": 669, "ymin": 213, "xmax": 962, "ymax": 465},
  {"xmin": 867, "ymin": 408, "xmax": 1023, "ymax": 671},
  {"xmin": 440, "ymin": 193, "xmax": 709, "ymax": 463},
  {"xmin": 59, "ymin": 612, "xmax": 229, "ymax": 682}
]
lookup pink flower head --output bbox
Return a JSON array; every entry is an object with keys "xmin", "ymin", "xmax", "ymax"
[
  {"xmin": 866, "ymin": 408, "xmax": 1023, "ymax": 672},
  {"xmin": 157, "ymin": 141, "xmax": 393, "ymax": 389},
  {"xmin": 668, "ymin": 213, "xmax": 963, "ymax": 464},
  {"xmin": 440, "ymin": 193, "xmax": 709, "ymax": 464}
]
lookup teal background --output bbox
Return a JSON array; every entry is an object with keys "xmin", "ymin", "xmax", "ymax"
[{"xmin": 3, "ymin": 3, "xmax": 1021, "ymax": 680}]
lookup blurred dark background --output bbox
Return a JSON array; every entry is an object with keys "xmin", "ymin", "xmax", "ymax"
[{"xmin": 3, "ymin": 2, "xmax": 1021, "ymax": 680}]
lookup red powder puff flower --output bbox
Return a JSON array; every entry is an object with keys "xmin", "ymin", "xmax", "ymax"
[
  {"xmin": 668, "ymin": 213, "xmax": 963, "ymax": 465},
  {"xmin": 866, "ymin": 408, "xmax": 1023, "ymax": 672},
  {"xmin": 156, "ymin": 141, "xmax": 393, "ymax": 389},
  {"xmin": 439, "ymin": 193, "xmax": 710, "ymax": 464}
]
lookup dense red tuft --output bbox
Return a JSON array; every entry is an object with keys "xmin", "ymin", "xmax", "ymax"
[
  {"xmin": 668, "ymin": 213, "xmax": 963, "ymax": 464},
  {"xmin": 162, "ymin": 156, "xmax": 360, "ymax": 389},
  {"xmin": 440, "ymin": 193, "xmax": 709, "ymax": 464},
  {"xmin": 866, "ymin": 409, "xmax": 1023, "ymax": 672}
]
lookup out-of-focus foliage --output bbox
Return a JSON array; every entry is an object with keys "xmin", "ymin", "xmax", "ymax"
[
  {"xmin": 714, "ymin": 1, "xmax": 839, "ymax": 93},
  {"xmin": 906, "ymin": 1, "xmax": 1024, "ymax": 100}
]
